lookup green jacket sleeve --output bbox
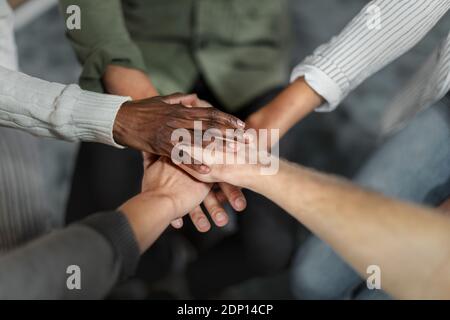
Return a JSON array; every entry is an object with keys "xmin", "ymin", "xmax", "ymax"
[{"xmin": 59, "ymin": 0, "xmax": 147, "ymax": 92}]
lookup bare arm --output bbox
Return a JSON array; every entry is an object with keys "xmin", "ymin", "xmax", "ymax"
[
  {"xmin": 180, "ymin": 148, "xmax": 450, "ymax": 299},
  {"xmin": 256, "ymin": 162, "xmax": 450, "ymax": 299}
]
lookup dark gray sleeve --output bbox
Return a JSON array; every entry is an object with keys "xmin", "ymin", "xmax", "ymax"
[{"xmin": 0, "ymin": 211, "xmax": 140, "ymax": 299}]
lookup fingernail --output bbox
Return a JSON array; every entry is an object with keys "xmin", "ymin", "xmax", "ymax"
[
  {"xmin": 173, "ymin": 220, "xmax": 182, "ymax": 228},
  {"xmin": 235, "ymin": 198, "xmax": 246, "ymax": 210},
  {"xmin": 237, "ymin": 119, "xmax": 246, "ymax": 128},
  {"xmin": 216, "ymin": 212, "xmax": 227, "ymax": 223},
  {"xmin": 200, "ymin": 165, "xmax": 210, "ymax": 173},
  {"xmin": 198, "ymin": 218, "xmax": 209, "ymax": 229}
]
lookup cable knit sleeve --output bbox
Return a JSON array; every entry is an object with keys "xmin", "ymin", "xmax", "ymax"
[{"xmin": 0, "ymin": 66, "xmax": 129, "ymax": 147}]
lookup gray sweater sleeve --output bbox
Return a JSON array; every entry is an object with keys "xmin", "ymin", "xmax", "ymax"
[{"xmin": 0, "ymin": 211, "xmax": 140, "ymax": 300}]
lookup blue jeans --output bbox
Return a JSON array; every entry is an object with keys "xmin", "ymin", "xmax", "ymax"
[{"xmin": 291, "ymin": 99, "xmax": 450, "ymax": 300}]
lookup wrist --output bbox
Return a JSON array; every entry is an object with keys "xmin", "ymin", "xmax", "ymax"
[
  {"xmin": 112, "ymin": 100, "xmax": 155, "ymax": 151},
  {"xmin": 291, "ymin": 77, "xmax": 324, "ymax": 110},
  {"xmin": 120, "ymin": 194, "xmax": 175, "ymax": 252},
  {"xmin": 258, "ymin": 78, "xmax": 322, "ymax": 137},
  {"xmin": 112, "ymin": 100, "xmax": 133, "ymax": 148},
  {"xmin": 239, "ymin": 162, "xmax": 270, "ymax": 192},
  {"xmin": 103, "ymin": 64, "xmax": 158, "ymax": 99},
  {"xmin": 252, "ymin": 160, "xmax": 296, "ymax": 199}
]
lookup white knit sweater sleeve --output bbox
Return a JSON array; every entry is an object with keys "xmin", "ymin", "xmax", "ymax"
[{"xmin": 0, "ymin": 66, "xmax": 129, "ymax": 147}]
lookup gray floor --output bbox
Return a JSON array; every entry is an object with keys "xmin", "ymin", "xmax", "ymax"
[{"xmin": 13, "ymin": 1, "xmax": 450, "ymax": 299}]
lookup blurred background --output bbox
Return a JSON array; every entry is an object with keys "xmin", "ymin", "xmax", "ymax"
[{"xmin": 10, "ymin": 0, "xmax": 450, "ymax": 299}]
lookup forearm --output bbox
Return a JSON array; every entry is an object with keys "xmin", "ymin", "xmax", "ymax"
[
  {"xmin": 0, "ymin": 66, "xmax": 128, "ymax": 146},
  {"xmin": 0, "ymin": 197, "xmax": 175, "ymax": 299},
  {"xmin": 120, "ymin": 194, "xmax": 174, "ymax": 253},
  {"xmin": 252, "ymin": 161, "xmax": 450, "ymax": 299},
  {"xmin": 248, "ymin": 0, "xmax": 450, "ymax": 139},
  {"xmin": 247, "ymin": 78, "xmax": 322, "ymax": 141}
]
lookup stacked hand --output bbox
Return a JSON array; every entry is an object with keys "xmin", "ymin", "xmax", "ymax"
[
  {"xmin": 117, "ymin": 140, "xmax": 267, "ymax": 253},
  {"xmin": 105, "ymin": 65, "xmax": 248, "ymax": 233},
  {"xmin": 113, "ymin": 94, "xmax": 245, "ymax": 162},
  {"xmin": 177, "ymin": 142, "xmax": 269, "ymax": 191},
  {"xmin": 119, "ymin": 155, "xmax": 212, "ymax": 252}
]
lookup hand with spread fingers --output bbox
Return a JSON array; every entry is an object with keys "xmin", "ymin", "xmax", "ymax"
[
  {"xmin": 112, "ymin": 93, "xmax": 245, "ymax": 165},
  {"xmin": 171, "ymin": 183, "xmax": 247, "ymax": 233}
]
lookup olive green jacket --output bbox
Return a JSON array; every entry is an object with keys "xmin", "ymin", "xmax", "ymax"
[{"xmin": 60, "ymin": 0, "xmax": 291, "ymax": 111}]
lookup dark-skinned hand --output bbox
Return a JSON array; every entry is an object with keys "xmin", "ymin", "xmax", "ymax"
[
  {"xmin": 113, "ymin": 92, "xmax": 248, "ymax": 231},
  {"xmin": 112, "ymin": 93, "xmax": 246, "ymax": 172}
]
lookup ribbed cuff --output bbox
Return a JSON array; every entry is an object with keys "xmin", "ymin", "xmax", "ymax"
[
  {"xmin": 71, "ymin": 88, "xmax": 130, "ymax": 148},
  {"xmin": 80, "ymin": 211, "xmax": 140, "ymax": 281},
  {"xmin": 290, "ymin": 64, "xmax": 344, "ymax": 112}
]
